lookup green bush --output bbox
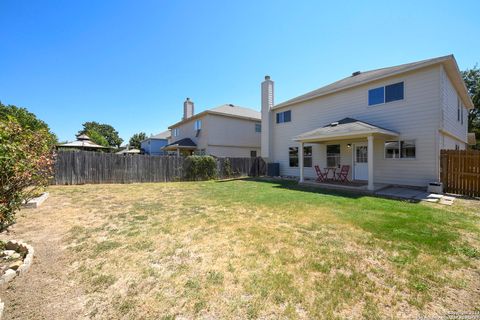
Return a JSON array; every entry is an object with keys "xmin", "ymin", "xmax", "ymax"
[
  {"xmin": 184, "ymin": 156, "xmax": 217, "ymax": 181},
  {"xmin": 222, "ymin": 158, "xmax": 233, "ymax": 178},
  {"xmin": 0, "ymin": 115, "xmax": 55, "ymax": 231}
]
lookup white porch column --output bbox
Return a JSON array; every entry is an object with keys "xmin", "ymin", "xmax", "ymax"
[
  {"xmin": 299, "ymin": 142, "xmax": 304, "ymax": 182},
  {"xmin": 367, "ymin": 135, "xmax": 374, "ymax": 191},
  {"xmin": 176, "ymin": 148, "xmax": 180, "ymax": 157}
]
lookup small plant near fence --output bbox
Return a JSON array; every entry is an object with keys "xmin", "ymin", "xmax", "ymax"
[
  {"xmin": 184, "ymin": 155, "xmax": 217, "ymax": 181},
  {"xmin": 222, "ymin": 158, "xmax": 234, "ymax": 178}
]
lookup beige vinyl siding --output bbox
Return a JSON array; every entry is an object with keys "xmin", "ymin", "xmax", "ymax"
[
  {"xmin": 169, "ymin": 115, "xmax": 209, "ymax": 150},
  {"xmin": 441, "ymin": 67, "xmax": 468, "ymax": 143},
  {"xmin": 170, "ymin": 113, "xmax": 261, "ymax": 157},
  {"xmin": 439, "ymin": 133, "xmax": 466, "ymax": 150},
  {"xmin": 206, "ymin": 114, "xmax": 261, "ymax": 151},
  {"xmin": 271, "ymin": 66, "xmax": 442, "ymax": 186},
  {"xmin": 206, "ymin": 146, "xmax": 260, "ymax": 158}
]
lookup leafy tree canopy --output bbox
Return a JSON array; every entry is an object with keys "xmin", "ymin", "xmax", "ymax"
[
  {"xmin": 78, "ymin": 121, "xmax": 123, "ymax": 148},
  {"xmin": 86, "ymin": 129, "xmax": 110, "ymax": 147},
  {"xmin": 462, "ymin": 65, "xmax": 480, "ymax": 149},
  {"xmin": 129, "ymin": 132, "xmax": 147, "ymax": 149},
  {"xmin": 0, "ymin": 102, "xmax": 57, "ymax": 144}
]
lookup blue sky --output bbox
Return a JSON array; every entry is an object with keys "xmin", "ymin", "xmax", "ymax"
[{"xmin": 1, "ymin": 0, "xmax": 479, "ymax": 143}]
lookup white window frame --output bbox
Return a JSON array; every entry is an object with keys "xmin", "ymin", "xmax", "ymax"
[
  {"xmin": 368, "ymin": 81, "xmax": 405, "ymax": 107},
  {"xmin": 194, "ymin": 119, "xmax": 202, "ymax": 130},
  {"xmin": 384, "ymin": 139, "xmax": 416, "ymax": 160},
  {"xmin": 173, "ymin": 128, "xmax": 180, "ymax": 137}
]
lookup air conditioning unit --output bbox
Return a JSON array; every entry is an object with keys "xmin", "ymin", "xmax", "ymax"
[{"xmin": 427, "ymin": 182, "xmax": 443, "ymax": 194}]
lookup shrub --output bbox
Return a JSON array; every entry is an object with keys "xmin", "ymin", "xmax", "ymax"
[
  {"xmin": 222, "ymin": 158, "xmax": 233, "ymax": 178},
  {"xmin": 184, "ymin": 156, "xmax": 217, "ymax": 181},
  {"xmin": 0, "ymin": 116, "xmax": 55, "ymax": 230}
]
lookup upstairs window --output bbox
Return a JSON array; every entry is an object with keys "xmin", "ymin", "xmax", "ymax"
[
  {"xmin": 276, "ymin": 110, "xmax": 291, "ymax": 123},
  {"xmin": 288, "ymin": 146, "xmax": 312, "ymax": 167},
  {"xmin": 255, "ymin": 123, "xmax": 261, "ymax": 132},
  {"xmin": 194, "ymin": 119, "xmax": 202, "ymax": 130},
  {"xmin": 172, "ymin": 128, "xmax": 180, "ymax": 137},
  {"xmin": 368, "ymin": 82, "xmax": 404, "ymax": 106}
]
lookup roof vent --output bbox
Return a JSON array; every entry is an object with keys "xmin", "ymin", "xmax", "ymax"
[
  {"xmin": 228, "ymin": 104, "xmax": 234, "ymax": 107},
  {"xmin": 352, "ymin": 71, "xmax": 361, "ymax": 76},
  {"xmin": 330, "ymin": 122, "xmax": 339, "ymax": 127}
]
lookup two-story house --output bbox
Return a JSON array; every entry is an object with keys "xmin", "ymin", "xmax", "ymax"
[
  {"xmin": 140, "ymin": 130, "xmax": 170, "ymax": 155},
  {"xmin": 261, "ymin": 55, "xmax": 475, "ymax": 190},
  {"xmin": 164, "ymin": 98, "xmax": 261, "ymax": 157}
]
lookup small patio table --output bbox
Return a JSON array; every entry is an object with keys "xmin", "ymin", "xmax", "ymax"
[{"xmin": 324, "ymin": 167, "xmax": 337, "ymax": 181}]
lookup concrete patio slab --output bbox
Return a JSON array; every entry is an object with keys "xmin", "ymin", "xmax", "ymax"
[{"xmin": 376, "ymin": 187, "xmax": 455, "ymax": 205}]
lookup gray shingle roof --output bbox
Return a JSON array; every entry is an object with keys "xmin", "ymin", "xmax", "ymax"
[
  {"xmin": 294, "ymin": 118, "xmax": 398, "ymax": 142},
  {"xmin": 163, "ymin": 138, "xmax": 197, "ymax": 149},
  {"xmin": 208, "ymin": 104, "xmax": 261, "ymax": 120},
  {"xmin": 169, "ymin": 104, "xmax": 260, "ymax": 129},
  {"xmin": 275, "ymin": 54, "xmax": 472, "ymax": 109},
  {"xmin": 148, "ymin": 130, "xmax": 171, "ymax": 140}
]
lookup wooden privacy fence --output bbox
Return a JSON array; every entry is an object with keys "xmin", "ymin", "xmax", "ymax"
[
  {"xmin": 440, "ymin": 149, "xmax": 480, "ymax": 197},
  {"xmin": 53, "ymin": 151, "xmax": 266, "ymax": 185}
]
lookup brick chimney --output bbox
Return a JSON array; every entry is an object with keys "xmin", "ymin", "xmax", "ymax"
[
  {"xmin": 261, "ymin": 75, "xmax": 274, "ymax": 159},
  {"xmin": 183, "ymin": 98, "xmax": 194, "ymax": 120}
]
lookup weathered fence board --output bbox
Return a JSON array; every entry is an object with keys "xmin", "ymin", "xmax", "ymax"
[
  {"xmin": 53, "ymin": 151, "xmax": 266, "ymax": 185},
  {"xmin": 440, "ymin": 149, "xmax": 480, "ymax": 197}
]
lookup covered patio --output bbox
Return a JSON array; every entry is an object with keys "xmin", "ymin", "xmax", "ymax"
[
  {"xmin": 162, "ymin": 138, "xmax": 197, "ymax": 156},
  {"xmin": 293, "ymin": 118, "xmax": 399, "ymax": 191}
]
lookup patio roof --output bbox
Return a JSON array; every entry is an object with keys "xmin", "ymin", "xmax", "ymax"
[
  {"xmin": 162, "ymin": 138, "xmax": 197, "ymax": 150},
  {"xmin": 293, "ymin": 118, "xmax": 399, "ymax": 142}
]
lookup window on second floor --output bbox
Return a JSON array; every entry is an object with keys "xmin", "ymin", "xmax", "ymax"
[
  {"xmin": 194, "ymin": 119, "xmax": 202, "ymax": 130},
  {"xmin": 172, "ymin": 128, "xmax": 180, "ymax": 137},
  {"xmin": 255, "ymin": 123, "xmax": 261, "ymax": 133},
  {"xmin": 368, "ymin": 82, "xmax": 404, "ymax": 106},
  {"xmin": 276, "ymin": 110, "xmax": 291, "ymax": 123}
]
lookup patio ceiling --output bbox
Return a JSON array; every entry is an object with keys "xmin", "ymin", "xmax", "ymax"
[{"xmin": 293, "ymin": 118, "xmax": 399, "ymax": 143}]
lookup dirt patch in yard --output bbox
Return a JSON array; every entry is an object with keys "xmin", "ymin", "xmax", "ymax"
[{"xmin": 0, "ymin": 180, "xmax": 479, "ymax": 319}]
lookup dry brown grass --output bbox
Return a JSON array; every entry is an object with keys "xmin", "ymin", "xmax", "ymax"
[{"xmin": 1, "ymin": 180, "xmax": 479, "ymax": 319}]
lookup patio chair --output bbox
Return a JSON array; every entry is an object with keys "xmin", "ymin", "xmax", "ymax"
[
  {"xmin": 336, "ymin": 165, "xmax": 350, "ymax": 183},
  {"xmin": 314, "ymin": 165, "xmax": 328, "ymax": 182}
]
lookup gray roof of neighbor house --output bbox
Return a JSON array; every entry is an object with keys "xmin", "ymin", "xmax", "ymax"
[
  {"xmin": 294, "ymin": 118, "xmax": 399, "ymax": 142},
  {"xmin": 275, "ymin": 55, "xmax": 474, "ymax": 110},
  {"xmin": 141, "ymin": 130, "xmax": 171, "ymax": 142},
  {"xmin": 162, "ymin": 138, "xmax": 197, "ymax": 150},
  {"xmin": 169, "ymin": 104, "xmax": 260, "ymax": 129},
  {"xmin": 115, "ymin": 148, "xmax": 141, "ymax": 154}
]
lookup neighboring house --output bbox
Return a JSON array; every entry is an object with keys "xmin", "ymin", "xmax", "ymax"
[
  {"xmin": 261, "ymin": 55, "xmax": 475, "ymax": 189},
  {"xmin": 140, "ymin": 130, "xmax": 171, "ymax": 155},
  {"xmin": 164, "ymin": 98, "xmax": 261, "ymax": 157}
]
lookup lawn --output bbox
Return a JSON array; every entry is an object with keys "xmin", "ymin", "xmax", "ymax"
[{"xmin": 1, "ymin": 179, "xmax": 479, "ymax": 319}]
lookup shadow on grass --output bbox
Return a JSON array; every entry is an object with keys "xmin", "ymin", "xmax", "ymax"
[
  {"xmin": 216, "ymin": 177, "xmax": 367, "ymax": 200},
  {"xmin": 213, "ymin": 177, "xmax": 469, "ymax": 255}
]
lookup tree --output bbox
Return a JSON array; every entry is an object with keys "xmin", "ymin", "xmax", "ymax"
[
  {"xmin": 78, "ymin": 121, "xmax": 123, "ymax": 147},
  {"xmin": 129, "ymin": 132, "xmax": 147, "ymax": 149},
  {"xmin": 86, "ymin": 129, "xmax": 109, "ymax": 147},
  {"xmin": 461, "ymin": 65, "xmax": 480, "ymax": 149},
  {"xmin": 0, "ymin": 102, "xmax": 57, "ymax": 143},
  {"xmin": 0, "ymin": 116, "xmax": 55, "ymax": 231}
]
